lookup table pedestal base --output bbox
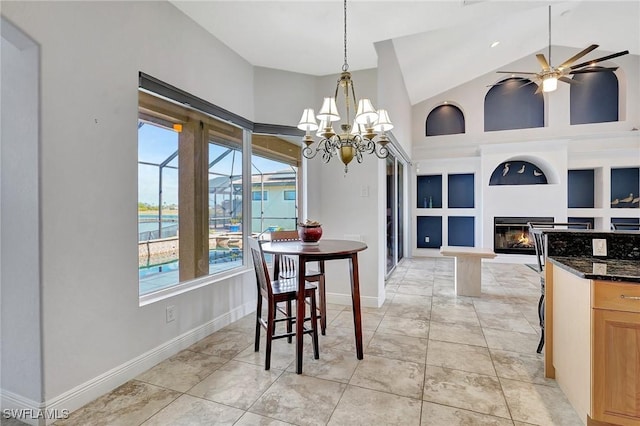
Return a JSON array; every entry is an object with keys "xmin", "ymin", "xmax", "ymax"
[{"xmin": 440, "ymin": 246, "xmax": 496, "ymax": 297}]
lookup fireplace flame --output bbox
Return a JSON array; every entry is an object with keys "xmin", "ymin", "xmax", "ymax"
[{"xmin": 518, "ymin": 233, "xmax": 529, "ymax": 245}]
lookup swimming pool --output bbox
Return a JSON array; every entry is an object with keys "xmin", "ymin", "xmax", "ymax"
[{"xmin": 139, "ymin": 249, "xmax": 243, "ymax": 295}]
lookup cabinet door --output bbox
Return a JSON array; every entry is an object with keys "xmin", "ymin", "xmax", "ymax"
[{"xmin": 592, "ymin": 308, "xmax": 640, "ymax": 425}]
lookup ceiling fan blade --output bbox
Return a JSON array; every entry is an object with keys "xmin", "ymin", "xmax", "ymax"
[
  {"xmin": 570, "ymin": 66, "xmax": 619, "ymax": 74},
  {"xmin": 536, "ymin": 54, "xmax": 550, "ymax": 72},
  {"xmin": 557, "ymin": 44, "xmax": 599, "ymax": 69},
  {"xmin": 558, "ymin": 76, "xmax": 576, "ymax": 84},
  {"xmin": 496, "ymin": 71, "xmax": 538, "ymax": 75},
  {"xmin": 570, "ymin": 50, "xmax": 629, "ymax": 70},
  {"xmin": 534, "ymin": 84, "xmax": 543, "ymax": 95}
]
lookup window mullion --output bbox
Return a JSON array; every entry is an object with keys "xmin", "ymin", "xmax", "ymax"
[{"xmin": 179, "ymin": 120, "xmax": 210, "ymax": 281}]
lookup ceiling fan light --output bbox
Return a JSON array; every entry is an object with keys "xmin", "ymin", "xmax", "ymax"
[{"xmin": 542, "ymin": 76, "xmax": 558, "ymax": 92}]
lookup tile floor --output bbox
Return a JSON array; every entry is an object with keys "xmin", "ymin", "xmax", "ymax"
[{"xmin": 33, "ymin": 257, "xmax": 583, "ymax": 425}]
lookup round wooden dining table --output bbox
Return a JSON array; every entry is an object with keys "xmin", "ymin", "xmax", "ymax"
[{"xmin": 260, "ymin": 239, "xmax": 368, "ymax": 374}]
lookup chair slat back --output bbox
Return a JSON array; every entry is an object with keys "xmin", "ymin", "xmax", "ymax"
[
  {"xmin": 270, "ymin": 230, "xmax": 300, "ymax": 279},
  {"xmin": 248, "ymin": 237, "xmax": 272, "ymax": 299}
]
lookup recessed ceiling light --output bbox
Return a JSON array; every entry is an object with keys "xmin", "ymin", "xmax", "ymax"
[{"xmin": 491, "ymin": 41, "xmax": 500, "ymax": 48}]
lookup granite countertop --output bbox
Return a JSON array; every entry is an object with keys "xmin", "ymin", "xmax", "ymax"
[{"xmin": 549, "ymin": 256, "xmax": 640, "ymax": 283}]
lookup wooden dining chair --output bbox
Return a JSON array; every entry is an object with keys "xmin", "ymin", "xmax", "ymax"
[
  {"xmin": 248, "ymin": 237, "xmax": 319, "ymax": 370},
  {"xmin": 270, "ymin": 230, "xmax": 327, "ymax": 335}
]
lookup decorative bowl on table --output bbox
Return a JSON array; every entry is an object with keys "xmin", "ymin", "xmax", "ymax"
[{"xmin": 298, "ymin": 220, "xmax": 323, "ymax": 244}]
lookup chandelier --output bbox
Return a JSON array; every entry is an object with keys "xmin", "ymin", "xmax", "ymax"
[{"xmin": 297, "ymin": 0, "xmax": 393, "ymax": 173}]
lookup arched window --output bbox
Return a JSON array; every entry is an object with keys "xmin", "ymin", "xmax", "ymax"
[
  {"xmin": 484, "ymin": 78, "xmax": 544, "ymax": 131},
  {"xmin": 425, "ymin": 104, "xmax": 465, "ymax": 136},
  {"xmin": 570, "ymin": 68, "xmax": 618, "ymax": 125}
]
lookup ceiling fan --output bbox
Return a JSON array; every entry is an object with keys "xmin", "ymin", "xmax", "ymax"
[{"xmin": 496, "ymin": 5, "xmax": 629, "ymax": 93}]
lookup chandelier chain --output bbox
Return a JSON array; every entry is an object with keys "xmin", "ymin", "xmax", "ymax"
[{"xmin": 342, "ymin": 0, "xmax": 348, "ymax": 72}]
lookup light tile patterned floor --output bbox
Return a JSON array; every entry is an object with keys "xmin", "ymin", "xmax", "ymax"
[{"xmin": 42, "ymin": 258, "xmax": 582, "ymax": 425}]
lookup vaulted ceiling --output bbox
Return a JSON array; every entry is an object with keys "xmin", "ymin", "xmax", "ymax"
[{"xmin": 171, "ymin": 1, "xmax": 639, "ymax": 105}]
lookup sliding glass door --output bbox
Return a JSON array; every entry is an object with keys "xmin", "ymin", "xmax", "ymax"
[{"xmin": 386, "ymin": 151, "xmax": 406, "ymax": 276}]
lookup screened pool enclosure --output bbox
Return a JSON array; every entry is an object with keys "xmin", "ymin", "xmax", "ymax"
[{"xmin": 138, "ymin": 121, "xmax": 299, "ymax": 296}]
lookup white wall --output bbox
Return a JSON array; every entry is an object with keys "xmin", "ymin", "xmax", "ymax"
[
  {"xmin": 1, "ymin": 0, "xmax": 258, "ymax": 413},
  {"xmin": 375, "ymin": 39, "xmax": 412, "ymax": 158},
  {"xmin": 0, "ymin": 1, "xmax": 398, "ymax": 416},
  {"xmin": 253, "ymin": 66, "xmax": 317, "ymax": 126},
  {"xmin": 412, "ymin": 46, "xmax": 640, "ymax": 160},
  {"xmin": 1, "ymin": 17, "xmax": 43, "ymax": 407}
]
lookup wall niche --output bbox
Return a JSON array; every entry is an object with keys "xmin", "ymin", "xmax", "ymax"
[{"xmin": 489, "ymin": 160, "xmax": 548, "ymax": 186}]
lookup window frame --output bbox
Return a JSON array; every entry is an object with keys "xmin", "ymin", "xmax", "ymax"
[
  {"xmin": 283, "ymin": 190, "xmax": 296, "ymax": 201},
  {"xmin": 138, "ymin": 90, "xmax": 250, "ymax": 305},
  {"xmin": 138, "ymin": 73, "xmax": 303, "ymax": 306}
]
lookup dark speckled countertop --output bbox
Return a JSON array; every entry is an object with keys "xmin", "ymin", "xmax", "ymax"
[{"xmin": 549, "ymin": 256, "xmax": 640, "ymax": 283}]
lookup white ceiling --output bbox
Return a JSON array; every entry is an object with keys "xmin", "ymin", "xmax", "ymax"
[{"xmin": 171, "ymin": 0, "xmax": 640, "ymax": 105}]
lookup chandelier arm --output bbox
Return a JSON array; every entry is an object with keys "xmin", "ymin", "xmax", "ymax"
[
  {"xmin": 373, "ymin": 143, "xmax": 389, "ymax": 159},
  {"xmin": 302, "ymin": 144, "xmax": 320, "ymax": 160}
]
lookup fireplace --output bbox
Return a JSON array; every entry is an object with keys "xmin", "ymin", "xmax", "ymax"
[{"xmin": 494, "ymin": 217, "xmax": 553, "ymax": 254}]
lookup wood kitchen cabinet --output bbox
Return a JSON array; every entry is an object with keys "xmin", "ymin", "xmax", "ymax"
[
  {"xmin": 591, "ymin": 282, "xmax": 640, "ymax": 425},
  {"xmin": 546, "ymin": 263, "xmax": 640, "ymax": 426}
]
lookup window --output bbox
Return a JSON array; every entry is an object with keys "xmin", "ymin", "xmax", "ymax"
[
  {"xmin": 251, "ymin": 134, "xmax": 300, "ymax": 232},
  {"xmin": 138, "ymin": 90, "xmax": 245, "ymax": 299},
  {"xmin": 252, "ymin": 191, "xmax": 268, "ymax": 201},
  {"xmin": 138, "ymin": 74, "xmax": 303, "ymax": 302}
]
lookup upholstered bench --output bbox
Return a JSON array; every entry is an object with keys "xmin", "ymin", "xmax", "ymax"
[{"xmin": 439, "ymin": 246, "xmax": 496, "ymax": 297}]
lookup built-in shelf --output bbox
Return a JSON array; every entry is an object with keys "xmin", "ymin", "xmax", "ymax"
[
  {"xmin": 448, "ymin": 173, "xmax": 474, "ymax": 208},
  {"xmin": 448, "ymin": 216, "xmax": 474, "ymax": 247},
  {"xmin": 417, "ymin": 216, "xmax": 442, "ymax": 249},
  {"xmin": 417, "ymin": 175, "xmax": 442, "ymax": 209},
  {"xmin": 568, "ymin": 169, "xmax": 595, "ymax": 208},
  {"xmin": 568, "ymin": 217, "xmax": 595, "ymax": 229},
  {"xmin": 611, "ymin": 167, "xmax": 639, "ymax": 208}
]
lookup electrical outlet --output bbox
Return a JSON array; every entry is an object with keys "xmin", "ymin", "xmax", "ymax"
[
  {"xmin": 425, "ymin": 236, "xmax": 430, "ymax": 243},
  {"xmin": 593, "ymin": 263, "xmax": 608, "ymax": 275},
  {"xmin": 166, "ymin": 305, "xmax": 176, "ymax": 323},
  {"xmin": 592, "ymin": 239, "xmax": 607, "ymax": 257},
  {"xmin": 360, "ymin": 185, "xmax": 369, "ymax": 197}
]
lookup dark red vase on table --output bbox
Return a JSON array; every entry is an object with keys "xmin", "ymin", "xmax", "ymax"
[{"xmin": 298, "ymin": 225, "xmax": 322, "ymax": 243}]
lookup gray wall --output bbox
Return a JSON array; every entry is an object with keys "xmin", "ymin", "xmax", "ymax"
[
  {"xmin": 0, "ymin": 0, "xmax": 395, "ymax": 413},
  {"xmin": 1, "ymin": 17, "xmax": 43, "ymax": 406},
  {"xmin": 1, "ymin": 0, "xmax": 257, "ymax": 407}
]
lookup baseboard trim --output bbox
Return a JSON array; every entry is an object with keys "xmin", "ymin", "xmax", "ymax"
[
  {"xmin": 1, "ymin": 390, "xmax": 46, "ymax": 426},
  {"xmin": 326, "ymin": 292, "xmax": 380, "ymax": 308},
  {"xmin": 2, "ymin": 301, "xmax": 255, "ymax": 425}
]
